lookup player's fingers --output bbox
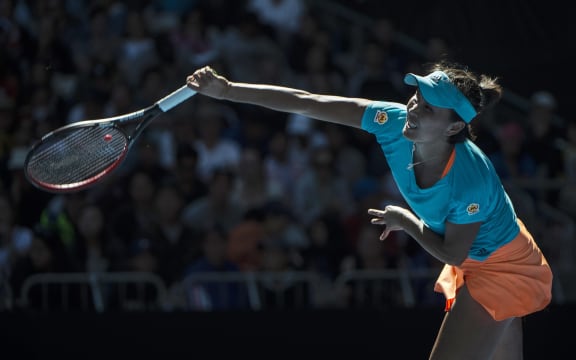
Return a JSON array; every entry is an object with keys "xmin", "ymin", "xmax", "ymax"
[
  {"xmin": 368, "ymin": 208, "xmax": 385, "ymax": 216},
  {"xmin": 379, "ymin": 227, "xmax": 390, "ymax": 241},
  {"xmin": 206, "ymin": 66, "xmax": 218, "ymax": 76},
  {"xmin": 369, "ymin": 208, "xmax": 387, "ymax": 226},
  {"xmin": 187, "ymin": 70, "xmax": 211, "ymax": 88},
  {"xmin": 186, "ymin": 75, "xmax": 197, "ymax": 85},
  {"xmin": 186, "ymin": 77, "xmax": 200, "ymax": 92},
  {"xmin": 198, "ymin": 66, "xmax": 217, "ymax": 79}
]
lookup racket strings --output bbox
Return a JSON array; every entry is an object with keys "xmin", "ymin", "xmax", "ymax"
[{"xmin": 26, "ymin": 126, "xmax": 128, "ymax": 187}]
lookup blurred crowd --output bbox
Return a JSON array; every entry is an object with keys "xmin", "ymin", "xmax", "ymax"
[{"xmin": 0, "ymin": 0, "xmax": 573, "ymax": 310}]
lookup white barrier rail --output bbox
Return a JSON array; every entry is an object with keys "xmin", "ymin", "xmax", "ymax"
[
  {"xmin": 13, "ymin": 269, "xmax": 445, "ymax": 312},
  {"xmin": 178, "ymin": 271, "xmax": 323, "ymax": 311},
  {"xmin": 11, "ymin": 267, "xmax": 569, "ymax": 312},
  {"xmin": 18, "ymin": 272, "xmax": 169, "ymax": 312}
]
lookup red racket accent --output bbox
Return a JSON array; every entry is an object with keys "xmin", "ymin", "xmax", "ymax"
[{"xmin": 25, "ymin": 126, "xmax": 128, "ymax": 192}]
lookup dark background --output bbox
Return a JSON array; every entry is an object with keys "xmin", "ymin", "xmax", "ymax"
[
  {"xmin": 1, "ymin": 304, "xmax": 571, "ymax": 359},
  {"xmin": 342, "ymin": 0, "xmax": 573, "ymax": 120}
]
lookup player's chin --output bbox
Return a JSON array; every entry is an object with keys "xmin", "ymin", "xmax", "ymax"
[{"xmin": 402, "ymin": 126, "xmax": 417, "ymax": 140}]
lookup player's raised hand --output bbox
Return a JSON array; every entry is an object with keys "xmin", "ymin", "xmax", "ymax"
[{"xmin": 187, "ymin": 66, "xmax": 230, "ymax": 100}]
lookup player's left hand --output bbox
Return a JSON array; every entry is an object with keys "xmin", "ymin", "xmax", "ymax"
[{"xmin": 368, "ymin": 206, "xmax": 408, "ymax": 241}]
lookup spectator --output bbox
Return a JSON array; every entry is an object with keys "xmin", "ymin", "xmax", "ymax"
[
  {"xmin": 181, "ymin": 167, "xmax": 244, "ymax": 234},
  {"xmin": 226, "ymin": 207, "xmax": 266, "ymax": 272},
  {"xmin": 524, "ymin": 90, "xmax": 565, "ymax": 203},
  {"xmin": 151, "ymin": 183, "xmax": 203, "ymax": 287},
  {"xmin": 293, "ymin": 42, "xmax": 346, "ymax": 96},
  {"xmin": 193, "ymin": 100, "xmax": 242, "ymax": 182},
  {"xmin": 172, "ymin": 142, "xmax": 209, "ymax": 204},
  {"xmin": 35, "ymin": 192, "xmax": 87, "ymax": 272},
  {"xmin": 260, "ymin": 200, "xmax": 309, "ymax": 257},
  {"xmin": 321, "ymin": 122, "xmax": 367, "ymax": 189},
  {"xmin": 226, "ymin": 201, "xmax": 309, "ymax": 273},
  {"xmin": 181, "ymin": 225, "xmax": 248, "ymax": 311},
  {"xmin": 117, "ymin": 10, "xmax": 159, "ymax": 87},
  {"xmin": 348, "ymin": 38, "xmax": 404, "ymax": 101},
  {"xmin": 74, "ymin": 203, "xmax": 112, "ymax": 273},
  {"xmin": 69, "ymin": 5, "xmax": 121, "ymax": 87},
  {"xmin": 108, "ymin": 171, "xmax": 159, "ymax": 273},
  {"xmin": 302, "ymin": 212, "xmax": 348, "ymax": 281},
  {"xmin": 0, "ymin": 194, "xmax": 33, "ymax": 280},
  {"xmin": 4, "ymin": 144, "xmax": 52, "ymax": 229},
  {"xmin": 214, "ymin": 10, "xmax": 290, "ymax": 84},
  {"xmin": 488, "ymin": 119, "xmax": 537, "ymax": 181},
  {"xmin": 557, "ymin": 119, "xmax": 576, "ymax": 222},
  {"xmin": 558, "ymin": 118, "xmax": 576, "ymax": 182},
  {"xmin": 263, "ymin": 130, "xmax": 301, "ymax": 204},
  {"xmin": 246, "ymin": 0, "xmax": 306, "ymax": 47},
  {"xmin": 9, "ymin": 235, "xmax": 62, "ymax": 307},
  {"xmin": 231, "ymin": 147, "xmax": 284, "ymax": 214},
  {"xmin": 338, "ymin": 223, "xmax": 405, "ymax": 309},
  {"xmin": 283, "ymin": 113, "xmax": 327, "ymax": 184},
  {"xmin": 292, "ymin": 145, "xmax": 355, "ymax": 226},
  {"xmin": 170, "ymin": 8, "xmax": 219, "ymax": 68}
]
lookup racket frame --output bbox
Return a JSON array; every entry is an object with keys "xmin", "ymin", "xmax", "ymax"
[{"xmin": 24, "ymin": 85, "xmax": 196, "ymax": 193}]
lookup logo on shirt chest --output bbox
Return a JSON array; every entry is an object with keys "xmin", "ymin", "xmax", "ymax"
[
  {"xmin": 466, "ymin": 203, "xmax": 480, "ymax": 215},
  {"xmin": 374, "ymin": 110, "xmax": 388, "ymax": 125},
  {"xmin": 475, "ymin": 248, "xmax": 488, "ymax": 256}
]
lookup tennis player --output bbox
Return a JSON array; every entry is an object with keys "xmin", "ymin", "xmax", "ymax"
[{"xmin": 186, "ymin": 61, "xmax": 553, "ymax": 359}]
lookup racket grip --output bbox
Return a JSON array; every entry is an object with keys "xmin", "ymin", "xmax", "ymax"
[{"xmin": 156, "ymin": 85, "xmax": 197, "ymax": 112}]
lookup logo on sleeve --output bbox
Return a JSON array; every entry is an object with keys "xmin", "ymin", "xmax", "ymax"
[
  {"xmin": 466, "ymin": 203, "xmax": 479, "ymax": 215},
  {"xmin": 476, "ymin": 248, "xmax": 488, "ymax": 256},
  {"xmin": 374, "ymin": 110, "xmax": 388, "ymax": 125}
]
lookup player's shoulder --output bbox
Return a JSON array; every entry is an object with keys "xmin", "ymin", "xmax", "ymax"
[
  {"xmin": 361, "ymin": 101, "xmax": 407, "ymax": 131},
  {"xmin": 453, "ymin": 141, "xmax": 499, "ymax": 192},
  {"xmin": 365, "ymin": 101, "xmax": 407, "ymax": 115}
]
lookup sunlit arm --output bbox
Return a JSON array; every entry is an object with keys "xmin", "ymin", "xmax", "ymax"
[{"xmin": 224, "ymin": 82, "xmax": 372, "ymax": 128}]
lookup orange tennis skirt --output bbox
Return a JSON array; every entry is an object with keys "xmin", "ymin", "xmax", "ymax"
[{"xmin": 434, "ymin": 219, "xmax": 553, "ymax": 321}]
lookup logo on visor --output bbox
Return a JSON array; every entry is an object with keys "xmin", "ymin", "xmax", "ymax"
[
  {"xmin": 374, "ymin": 110, "xmax": 388, "ymax": 125},
  {"xmin": 466, "ymin": 203, "xmax": 480, "ymax": 215},
  {"xmin": 431, "ymin": 72, "xmax": 447, "ymax": 83}
]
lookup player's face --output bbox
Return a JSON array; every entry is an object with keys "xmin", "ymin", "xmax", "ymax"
[{"xmin": 403, "ymin": 90, "xmax": 457, "ymax": 144}]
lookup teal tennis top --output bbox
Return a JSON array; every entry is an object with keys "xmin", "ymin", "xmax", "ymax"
[{"xmin": 361, "ymin": 101, "xmax": 519, "ymax": 261}]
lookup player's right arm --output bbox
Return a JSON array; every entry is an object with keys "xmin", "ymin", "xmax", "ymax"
[{"xmin": 187, "ymin": 66, "xmax": 371, "ymax": 129}]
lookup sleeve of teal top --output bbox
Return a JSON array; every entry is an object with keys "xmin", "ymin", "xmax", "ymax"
[{"xmin": 361, "ymin": 101, "xmax": 407, "ymax": 147}]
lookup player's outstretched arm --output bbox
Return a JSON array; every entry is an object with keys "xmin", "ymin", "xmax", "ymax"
[{"xmin": 187, "ymin": 66, "xmax": 371, "ymax": 129}]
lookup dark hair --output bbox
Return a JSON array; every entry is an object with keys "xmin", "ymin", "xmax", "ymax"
[{"xmin": 428, "ymin": 61, "xmax": 503, "ymax": 143}]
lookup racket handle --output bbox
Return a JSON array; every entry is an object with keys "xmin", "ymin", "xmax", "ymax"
[{"xmin": 156, "ymin": 85, "xmax": 197, "ymax": 112}]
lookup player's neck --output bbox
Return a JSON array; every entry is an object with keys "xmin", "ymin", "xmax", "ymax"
[{"xmin": 411, "ymin": 143, "xmax": 453, "ymax": 166}]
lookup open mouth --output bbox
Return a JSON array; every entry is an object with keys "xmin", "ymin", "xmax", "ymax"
[{"xmin": 406, "ymin": 112, "xmax": 418, "ymax": 129}]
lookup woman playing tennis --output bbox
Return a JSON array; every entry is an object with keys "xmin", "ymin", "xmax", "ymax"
[{"xmin": 186, "ymin": 61, "xmax": 552, "ymax": 360}]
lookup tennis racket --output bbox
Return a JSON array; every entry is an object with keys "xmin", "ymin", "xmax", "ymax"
[{"xmin": 24, "ymin": 85, "xmax": 197, "ymax": 193}]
